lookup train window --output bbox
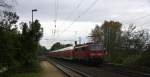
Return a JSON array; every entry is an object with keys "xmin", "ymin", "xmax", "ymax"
[{"xmin": 90, "ymin": 44, "xmax": 104, "ymax": 51}]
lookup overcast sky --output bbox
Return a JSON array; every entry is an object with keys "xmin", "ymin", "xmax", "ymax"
[{"xmin": 13, "ymin": 0, "xmax": 150, "ymax": 49}]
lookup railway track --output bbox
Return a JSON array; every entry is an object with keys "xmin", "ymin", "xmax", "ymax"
[
  {"xmin": 49, "ymin": 58, "xmax": 150, "ymax": 77},
  {"xmin": 49, "ymin": 59, "xmax": 92, "ymax": 77},
  {"xmin": 48, "ymin": 59, "xmax": 128, "ymax": 77}
]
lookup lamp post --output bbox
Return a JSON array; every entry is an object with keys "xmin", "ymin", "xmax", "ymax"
[{"xmin": 32, "ymin": 9, "xmax": 37, "ymax": 23}]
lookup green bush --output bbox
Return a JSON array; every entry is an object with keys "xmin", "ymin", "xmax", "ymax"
[
  {"xmin": 105, "ymin": 49, "xmax": 150, "ymax": 68},
  {"xmin": 133, "ymin": 51, "xmax": 150, "ymax": 67}
]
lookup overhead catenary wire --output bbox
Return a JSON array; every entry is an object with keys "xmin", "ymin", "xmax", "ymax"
[
  {"xmin": 59, "ymin": 0, "xmax": 85, "ymax": 27},
  {"xmin": 51, "ymin": 0, "xmax": 100, "ymax": 45},
  {"xmin": 97, "ymin": 3, "xmax": 150, "ymax": 30},
  {"xmin": 50, "ymin": 0, "xmax": 87, "ymax": 44},
  {"xmin": 52, "ymin": 0, "xmax": 85, "ymax": 42},
  {"xmin": 50, "ymin": 0, "xmax": 59, "ymax": 44},
  {"xmin": 54, "ymin": 0, "xmax": 58, "ymax": 36},
  {"xmin": 93, "ymin": 2, "xmax": 150, "ymax": 26},
  {"xmin": 121, "ymin": 12, "xmax": 150, "ymax": 30},
  {"xmin": 49, "ymin": 0, "xmax": 60, "ymax": 44},
  {"xmin": 61, "ymin": 0, "xmax": 99, "ymax": 34},
  {"xmin": 112, "ymin": 4, "xmax": 148, "ymax": 19},
  {"xmin": 109, "ymin": 4, "xmax": 150, "ymax": 25}
]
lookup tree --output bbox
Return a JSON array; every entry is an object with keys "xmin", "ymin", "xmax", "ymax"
[
  {"xmin": 38, "ymin": 45, "xmax": 48, "ymax": 56},
  {"xmin": 0, "ymin": 11, "xmax": 43, "ymax": 74},
  {"xmin": 121, "ymin": 24, "xmax": 149, "ymax": 51},
  {"xmin": 102, "ymin": 21, "xmax": 122, "ymax": 51},
  {"xmin": 50, "ymin": 42, "xmax": 72, "ymax": 51},
  {"xmin": 90, "ymin": 20, "xmax": 122, "ymax": 51},
  {"xmin": 121, "ymin": 24, "xmax": 136, "ymax": 49},
  {"xmin": 0, "ymin": 11, "xmax": 20, "ymax": 73},
  {"xmin": 90, "ymin": 25, "xmax": 103, "ymax": 43},
  {"xmin": 0, "ymin": 1, "xmax": 44, "ymax": 76},
  {"xmin": 0, "ymin": 0, "xmax": 15, "ymax": 9},
  {"xmin": 18, "ymin": 20, "xmax": 43, "ymax": 70}
]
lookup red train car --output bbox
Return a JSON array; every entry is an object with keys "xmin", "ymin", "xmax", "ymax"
[{"xmin": 48, "ymin": 43, "xmax": 107, "ymax": 64}]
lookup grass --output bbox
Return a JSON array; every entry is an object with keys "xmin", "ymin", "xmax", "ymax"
[{"xmin": 12, "ymin": 72, "xmax": 40, "ymax": 77}]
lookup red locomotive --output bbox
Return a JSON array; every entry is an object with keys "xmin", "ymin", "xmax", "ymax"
[{"xmin": 48, "ymin": 43, "xmax": 107, "ymax": 64}]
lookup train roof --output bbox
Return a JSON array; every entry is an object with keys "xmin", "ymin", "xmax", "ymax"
[{"xmin": 51, "ymin": 46, "xmax": 74, "ymax": 52}]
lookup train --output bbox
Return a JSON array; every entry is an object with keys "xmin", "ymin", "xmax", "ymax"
[{"xmin": 48, "ymin": 42, "xmax": 107, "ymax": 64}]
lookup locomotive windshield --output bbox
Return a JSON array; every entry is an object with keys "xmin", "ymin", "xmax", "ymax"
[{"xmin": 90, "ymin": 44, "xmax": 104, "ymax": 51}]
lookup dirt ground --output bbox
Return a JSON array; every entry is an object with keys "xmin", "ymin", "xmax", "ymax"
[{"xmin": 40, "ymin": 61, "xmax": 67, "ymax": 77}]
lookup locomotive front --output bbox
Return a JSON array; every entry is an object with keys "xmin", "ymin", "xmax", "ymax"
[
  {"xmin": 73, "ymin": 43, "xmax": 106, "ymax": 64},
  {"xmin": 87, "ymin": 43, "xmax": 106, "ymax": 64}
]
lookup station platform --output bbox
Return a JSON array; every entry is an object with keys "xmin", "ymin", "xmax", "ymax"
[{"xmin": 40, "ymin": 61, "xmax": 67, "ymax": 77}]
